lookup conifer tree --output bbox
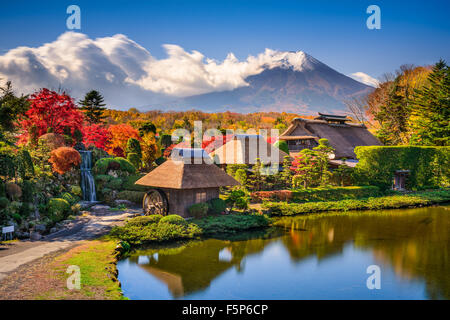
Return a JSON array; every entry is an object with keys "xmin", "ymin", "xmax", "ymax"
[
  {"xmin": 78, "ymin": 90, "xmax": 107, "ymax": 124},
  {"xmin": 410, "ymin": 60, "xmax": 450, "ymax": 146}
]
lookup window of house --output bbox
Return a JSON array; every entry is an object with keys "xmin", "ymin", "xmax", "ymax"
[{"xmin": 196, "ymin": 191, "xmax": 206, "ymax": 203}]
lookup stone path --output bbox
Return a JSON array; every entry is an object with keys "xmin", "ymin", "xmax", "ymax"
[{"xmin": 0, "ymin": 207, "xmax": 141, "ymax": 282}]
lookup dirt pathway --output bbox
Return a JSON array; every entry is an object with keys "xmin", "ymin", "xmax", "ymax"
[{"xmin": 0, "ymin": 208, "xmax": 139, "ymax": 282}]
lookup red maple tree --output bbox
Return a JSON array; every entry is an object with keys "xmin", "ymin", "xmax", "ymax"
[
  {"xmin": 18, "ymin": 88, "xmax": 84, "ymax": 144},
  {"xmin": 82, "ymin": 124, "xmax": 111, "ymax": 151}
]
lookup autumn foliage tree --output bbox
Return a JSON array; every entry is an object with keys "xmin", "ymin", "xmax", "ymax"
[
  {"xmin": 19, "ymin": 89, "xmax": 84, "ymax": 144},
  {"xmin": 106, "ymin": 124, "xmax": 140, "ymax": 156},
  {"xmin": 48, "ymin": 147, "xmax": 81, "ymax": 174},
  {"xmin": 82, "ymin": 124, "xmax": 111, "ymax": 150}
]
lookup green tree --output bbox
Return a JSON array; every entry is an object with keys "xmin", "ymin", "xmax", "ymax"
[
  {"xmin": 0, "ymin": 81, "xmax": 29, "ymax": 136},
  {"xmin": 410, "ymin": 60, "xmax": 450, "ymax": 146},
  {"xmin": 126, "ymin": 138, "xmax": 142, "ymax": 169},
  {"xmin": 139, "ymin": 121, "xmax": 157, "ymax": 137},
  {"xmin": 247, "ymin": 158, "xmax": 265, "ymax": 191},
  {"xmin": 78, "ymin": 90, "xmax": 107, "ymax": 124},
  {"xmin": 274, "ymin": 139, "xmax": 289, "ymax": 154},
  {"xmin": 313, "ymin": 138, "xmax": 334, "ymax": 186},
  {"xmin": 280, "ymin": 155, "xmax": 293, "ymax": 188}
]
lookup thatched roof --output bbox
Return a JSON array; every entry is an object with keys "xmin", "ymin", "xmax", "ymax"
[
  {"xmin": 210, "ymin": 134, "xmax": 290, "ymax": 165},
  {"xmin": 135, "ymin": 149, "xmax": 239, "ymax": 189},
  {"xmin": 280, "ymin": 117, "xmax": 382, "ymax": 159}
]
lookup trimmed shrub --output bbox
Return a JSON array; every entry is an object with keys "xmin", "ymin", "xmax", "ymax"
[
  {"xmin": 116, "ymin": 190, "xmax": 145, "ymax": 204},
  {"xmin": 208, "ymin": 198, "xmax": 227, "ymax": 214},
  {"xmin": 126, "ymin": 138, "xmax": 142, "ymax": 158},
  {"xmin": 114, "ymin": 157, "xmax": 136, "ymax": 174},
  {"xmin": 71, "ymin": 185, "xmax": 82, "ymax": 197},
  {"xmin": 0, "ymin": 197, "xmax": 9, "ymax": 209},
  {"xmin": 122, "ymin": 174, "xmax": 147, "ymax": 191},
  {"xmin": 48, "ymin": 147, "xmax": 81, "ymax": 174},
  {"xmin": 264, "ymin": 189, "xmax": 450, "ymax": 216},
  {"xmin": 355, "ymin": 146, "xmax": 450, "ymax": 190},
  {"xmin": 251, "ymin": 186, "xmax": 381, "ymax": 203},
  {"xmin": 191, "ymin": 214, "xmax": 270, "ymax": 235},
  {"xmin": 108, "ymin": 177, "xmax": 123, "ymax": 190},
  {"xmin": 46, "ymin": 198, "xmax": 71, "ymax": 222},
  {"xmin": 160, "ymin": 214, "xmax": 187, "ymax": 226},
  {"xmin": 188, "ymin": 203, "xmax": 209, "ymax": 219},
  {"xmin": 6, "ymin": 182, "xmax": 22, "ymax": 200},
  {"xmin": 127, "ymin": 152, "xmax": 141, "ymax": 170},
  {"xmin": 126, "ymin": 215, "xmax": 163, "ymax": 226},
  {"xmin": 234, "ymin": 197, "xmax": 249, "ymax": 210}
]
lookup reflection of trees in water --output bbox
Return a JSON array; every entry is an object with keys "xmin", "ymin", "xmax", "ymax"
[
  {"xmin": 131, "ymin": 229, "xmax": 281, "ymax": 297},
  {"xmin": 277, "ymin": 206, "xmax": 449, "ymax": 300},
  {"xmin": 131, "ymin": 206, "xmax": 449, "ymax": 299}
]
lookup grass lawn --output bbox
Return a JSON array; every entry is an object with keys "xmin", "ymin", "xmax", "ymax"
[{"xmin": 35, "ymin": 240, "xmax": 124, "ymax": 300}]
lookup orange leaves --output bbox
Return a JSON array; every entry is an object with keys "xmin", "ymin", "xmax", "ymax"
[
  {"xmin": 106, "ymin": 124, "xmax": 140, "ymax": 156},
  {"xmin": 48, "ymin": 147, "xmax": 81, "ymax": 174}
]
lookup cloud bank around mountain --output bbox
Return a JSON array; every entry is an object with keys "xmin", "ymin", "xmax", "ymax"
[
  {"xmin": 349, "ymin": 72, "xmax": 380, "ymax": 87},
  {"xmin": 0, "ymin": 31, "xmax": 369, "ymax": 109}
]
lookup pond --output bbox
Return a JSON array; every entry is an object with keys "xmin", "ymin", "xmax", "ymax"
[{"xmin": 117, "ymin": 205, "xmax": 449, "ymax": 300}]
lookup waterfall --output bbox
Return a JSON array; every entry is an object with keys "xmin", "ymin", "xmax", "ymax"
[{"xmin": 79, "ymin": 150, "xmax": 97, "ymax": 202}]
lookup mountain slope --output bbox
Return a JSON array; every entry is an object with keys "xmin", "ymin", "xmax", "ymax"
[{"xmin": 162, "ymin": 52, "xmax": 373, "ymax": 114}]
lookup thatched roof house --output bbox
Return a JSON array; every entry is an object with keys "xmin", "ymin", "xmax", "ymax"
[
  {"xmin": 210, "ymin": 134, "xmax": 290, "ymax": 165},
  {"xmin": 135, "ymin": 148, "xmax": 239, "ymax": 217},
  {"xmin": 279, "ymin": 113, "xmax": 382, "ymax": 159}
]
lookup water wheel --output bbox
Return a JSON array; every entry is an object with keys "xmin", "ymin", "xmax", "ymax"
[{"xmin": 143, "ymin": 189, "xmax": 168, "ymax": 215}]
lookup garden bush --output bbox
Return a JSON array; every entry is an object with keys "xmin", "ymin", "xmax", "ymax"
[
  {"xmin": 46, "ymin": 198, "xmax": 71, "ymax": 222},
  {"xmin": 108, "ymin": 177, "xmax": 123, "ymax": 190},
  {"xmin": 94, "ymin": 157, "xmax": 136, "ymax": 175},
  {"xmin": 250, "ymin": 186, "xmax": 381, "ymax": 203},
  {"xmin": 38, "ymin": 133, "xmax": 66, "ymax": 150},
  {"xmin": 122, "ymin": 174, "xmax": 147, "ymax": 191},
  {"xmin": 0, "ymin": 197, "xmax": 9, "ymax": 209},
  {"xmin": 127, "ymin": 153, "xmax": 141, "ymax": 171},
  {"xmin": 5, "ymin": 182, "xmax": 22, "ymax": 200},
  {"xmin": 125, "ymin": 215, "xmax": 163, "ymax": 227},
  {"xmin": 208, "ymin": 198, "xmax": 227, "ymax": 214},
  {"xmin": 70, "ymin": 185, "xmax": 82, "ymax": 197},
  {"xmin": 159, "ymin": 214, "xmax": 187, "ymax": 226},
  {"xmin": 355, "ymin": 146, "xmax": 450, "ymax": 190},
  {"xmin": 110, "ymin": 213, "xmax": 270, "ymax": 245},
  {"xmin": 264, "ymin": 189, "xmax": 450, "ymax": 216},
  {"xmin": 48, "ymin": 147, "xmax": 81, "ymax": 174},
  {"xmin": 188, "ymin": 203, "xmax": 209, "ymax": 218},
  {"xmin": 116, "ymin": 190, "xmax": 145, "ymax": 204},
  {"xmin": 61, "ymin": 192, "xmax": 77, "ymax": 205}
]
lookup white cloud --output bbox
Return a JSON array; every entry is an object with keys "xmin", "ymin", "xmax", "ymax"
[
  {"xmin": 349, "ymin": 72, "xmax": 379, "ymax": 87},
  {"xmin": 0, "ymin": 31, "xmax": 320, "ymax": 108}
]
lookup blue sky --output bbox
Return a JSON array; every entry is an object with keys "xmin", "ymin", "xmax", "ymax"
[{"xmin": 1, "ymin": 0, "xmax": 449, "ymax": 78}]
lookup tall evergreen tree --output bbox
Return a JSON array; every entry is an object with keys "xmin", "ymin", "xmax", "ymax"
[
  {"xmin": 78, "ymin": 90, "xmax": 107, "ymax": 124},
  {"xmin": 410, "ymin": 60, "xmax": 450, "ymax": 146}
]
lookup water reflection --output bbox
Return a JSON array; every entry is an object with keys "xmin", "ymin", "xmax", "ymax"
[{"xmin": 118, "ymin": 205, "xmax": 449, "ymax": 300}]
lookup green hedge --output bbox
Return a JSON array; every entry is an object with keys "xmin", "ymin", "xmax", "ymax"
[
  {"xmin": 122, "ymin": 174, "xmax": 147, "ymax": 191},
  {"xmin": 46, "ymin": 198, "xmax": 71, "ymax": 222},
  {"xmin": 264, "ymin": 189, "xmax": 450, "ymax": 216},
  {"xmin": 251, "ymin": 186, "xmax": 381, "ymax": 203},
  {"xmin": 110, "ymin": 213, "xmax": 270, "ymax": 245},
  {"xmin": 94, "ymin": 157, "xmax": 136, "ymax": 175},
  {"xmin": 355, "ymin": 146, "xmax": 450, "ymax": 190}
]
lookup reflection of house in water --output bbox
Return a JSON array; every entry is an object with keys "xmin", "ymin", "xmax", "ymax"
[{"xmin": 132, "ymin": 236, "xmax": 277, "ymax": 298}]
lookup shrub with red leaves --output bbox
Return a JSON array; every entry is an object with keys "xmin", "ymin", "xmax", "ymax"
[{"xmin": 82, "ymin": 124, "xmax": 111, "ymax": 151}]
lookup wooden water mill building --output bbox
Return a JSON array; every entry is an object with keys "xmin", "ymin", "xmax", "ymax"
[{"xmin": 135, "ymin": 148, "xmax": 239, "ymax": 217}]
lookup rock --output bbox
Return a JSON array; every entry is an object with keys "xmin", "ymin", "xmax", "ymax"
[
  {"xmin": 114, "ymin": 199, "xmax": 133, "ymax": 207},
  {"xmin": 91, "ymin": 205, "xmax": 111, "ymax": 214},
  {"xmin": 30, "ymin": 232, "xmax": 42, "ymax": 241},
  {"xmin": 49, "ymin": 227, "xmax": 58, "ymax": 234},
  {"xmin": 35, "ymin": 224, "xmax": 46, "ymax": 233},
  {"xmin": 16, "ymin": 231, "xmax": 30, "ymax": 239}
]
